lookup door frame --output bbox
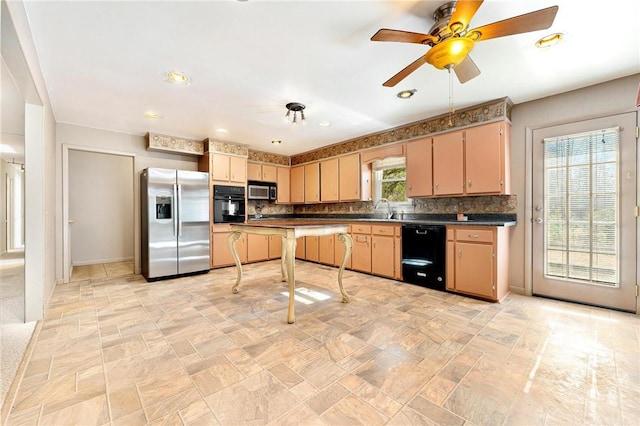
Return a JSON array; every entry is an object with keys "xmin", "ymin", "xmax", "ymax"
[
  {"xmin": 62, "ymin": 144, "xmax": 136, "ymax": 283},
  {"xmin": 524, "ymin": 112, "xmax": 639, "ymax": 314}
]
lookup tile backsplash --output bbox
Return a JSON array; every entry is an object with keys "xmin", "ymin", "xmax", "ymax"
[{"xmin": 249, "ymin": 195, "xmax": 516, "ymax": 216}]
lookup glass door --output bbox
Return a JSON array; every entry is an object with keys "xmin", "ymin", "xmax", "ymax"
[{"xmin": 532, "ymin": 112, "xmax": 637, "ymax": 312}]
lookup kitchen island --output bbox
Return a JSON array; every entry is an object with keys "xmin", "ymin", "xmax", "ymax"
[{"xmin": 228, "ymin": 223, "xmax": 352, "ymax": 323}]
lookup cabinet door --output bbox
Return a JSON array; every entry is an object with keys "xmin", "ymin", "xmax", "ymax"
[
  {"xmin": 295, "ymin": 236, "xmax": 305, "ymax": 259},
  {"xmin": 305, "ymin": 236, "xmax": 319, "ymax": 262},
  {"xmin": 433, "ymin": 131, "xmax": 464, "ymax": 195},
  {"xmin": 406, "ymin": 137, "xmax": 433, "ymax": 197},
  {"xmin": 446, "ymin": 240, "xmax": 455, "ymax": 291},
  {"xmin": 352, "ymin": 234, "xmax": 372, "ymax": 273},
  {"xmin": 229, "ymin": 156, "xmax": 246, "ymax": 183},
  {"xmin": 290, "ymin": 166, "xmax": 305, "ymax": 203},
  {"xmin": 455, "ymin": 242, "xmax": 494, "ymax": 298},
  {"xmin": 276, "ymin": 167, "xmax": 290, "ymax": 204},
  {"xmin": 268, "ymin": 235, "xmax": 282, "ymax": 259},
  {"xmin": 211, "ymin": 154, "xmax": 230, "ymax": 181},
  {"xmin": 394, "ymin": 235, "xmax": 402, "ymax": 280},
  {"xmin": 247, "ymin": 162, "xmax": 262, "ymax": 181},
  {"xmin": 318, "ymin": 234, "xmax": 335, "ymax": 265},
  {"xmin": 262, "ymin": 165, "xmax": 277, "ymax": 182},
  {"xmin": 372, "ymin": 235, "xmax": 394, "ymax": 278},
  {"xmin": 320, "ymin": 158, "xmax": 339, "ymax": 202},
  {"xmin": 212, "ymin": 232, "xmax": 247, "ymax": 266},
  {"xmin": 247, "ymin": 234, "xmax": 269, "ymax": 262},
  {"xmin": 339, "ymin": 153, "xmax": 361, "ymax": 201},
  {"xmin": 465, "ymin": 122, "xmax": 504, "ymax": 194},
  {"xmin": 334, "ymin": 233, "xmax": 352, "ymax": 269},
  {"xmin": 304, "ymin": 163, "xmax": 320, "ymax": 203}
]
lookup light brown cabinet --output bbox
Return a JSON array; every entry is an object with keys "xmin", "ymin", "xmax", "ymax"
[
  {"xmin": 247, "ymin": 234, "xmax": 269, "ymax": 263},
  {"xmin": 319, "ymin": 234, "xmax": 335, "ymax": 265},
  {"xmin": 406, "ymin": 137, "xmax": 433, "ymax": 198},
  {"xmin": 268, "ymin": 235, "xmax": 282, "ymax": 259},
  {"xmin": 295, "ymin": 236, "xmax": 306, "ymax": 259},
  {"xmin": 371, "ymin": 225, "xmax": 396, "ymax": 278},
  {"xmin": 446, "ymin": 226, "xmax": 510, "ymax": 301},
  {"xmin": 432, "ymin": 130, "xmax": 464, "ymax": 196},
  {"xmin": 304, "ymin": 163, "xmax": 320, "ymax": 204},
  {"xmin": 206, "ymin": 153, "xmax": 247, "ymax": 183},
  {"xmin": 320, "ymin": 158, "xmax": 339, "ymax": 202},
  {"xmin": 290, "ymin": 166, "xmax": 305, "ymax": 203},
  {"xmin": 351, "ymin": 224, "xmax": 372, "ymax": 273},
  {"xmin": 276, "ymin": 166, "xmax": 291, "ymax": 204},
  {"xmin": 338, "ymin": 153, "xmax": 361, "ymax": 201},
  {"xmin": 212, "ymin": 231, "xmax": 247, "ymax": 267},
  {"xmin": 305, "ymin": 236, "xmax": 319, "ymax": 262},
  {"xmin": 247, "ymin": 162, "xmax": 277, "ymax": 183},
  {"xmin": 394, "ymin": 226, "xmax": 402, "ymax": 280},
  {"xmin": 464, "ymin": 121, "xmax": 511, "ymax": 195}
]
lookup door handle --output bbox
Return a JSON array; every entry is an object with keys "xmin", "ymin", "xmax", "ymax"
[
  {"xmin": 173, "ymin": 184, "xmax": 178, "ymax": 237},
  {"xmin": 535, "ymin": 217, "xmax": 543, "ymax": 224}
]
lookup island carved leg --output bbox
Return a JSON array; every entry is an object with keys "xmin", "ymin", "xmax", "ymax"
[
  {"xmin": 228, "ymin": 231, "xmax": 243, "ymax": 294},
  {"xmin": 284, "ymin": 236, "xmax": 297, "ymax": 324},
  {"xmin": 280, "ymin": 235, "xmax": 287, "ymax": 282},
  {"xmin": 336, "ymin": 233, "xmax": 352, "ymax": 303}
]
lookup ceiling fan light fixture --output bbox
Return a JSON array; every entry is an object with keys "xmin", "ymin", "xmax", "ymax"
[
  {"xmin": 425, "ymin": 37, "xmax": 474, "ymax": 70},
  {"xmin": 271, "ymin": 140, "xmax": 282, "ymax": 144},
  {"xmin": 535, "ymin": 32, "xmax": 564, "ymax": 48},
  {"xmin": 285, "ymin": 102, "xmax": 306, "ymax": 125},
  {"xmin": 144, "ymin": 111, "xmax": 159, "ymax": 119}
]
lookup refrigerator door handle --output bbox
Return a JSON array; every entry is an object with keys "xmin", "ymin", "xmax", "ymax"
[
  {"xmin": 177, "ymin": 184, "xmax": 183, "ymax": 237},
  {"xmin": 173, "ymin": 184, "xmax": 178, "ymax": 237}
]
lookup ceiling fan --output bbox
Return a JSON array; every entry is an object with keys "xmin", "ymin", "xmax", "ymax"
[{"xmin": 371, "ymin": 0, "xmax": 559, "ymax": 87}]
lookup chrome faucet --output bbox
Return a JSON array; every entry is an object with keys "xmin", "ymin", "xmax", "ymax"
[{"xmin": 374, "ymin": 198, "xmax": 393, "ymax": 219}]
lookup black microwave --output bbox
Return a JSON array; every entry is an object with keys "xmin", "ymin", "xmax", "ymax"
[{"xmin": 247, "ymin": 181, "xmax": 277, "ymax": 200}]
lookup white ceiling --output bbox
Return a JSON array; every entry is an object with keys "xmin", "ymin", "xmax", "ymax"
[{"xmin": 15, "ymin": 0, "xmax": 640, "ymax": 156}]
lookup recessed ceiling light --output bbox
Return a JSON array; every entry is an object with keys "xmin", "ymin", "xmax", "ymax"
[
  {"xmin": 271, "ymin": 140, "xmax": 282, "ymax": 144},
  {"xmin": 144, "ymin": 111, "xmax": 159, "ymax": 119},
  {"xmin": 535, "ymin": 33, "xmax": 564, "ymax": 48},
  {"xmin": 216, "ymin": 128, "xmax": 228, "ymax": 133},
  {"xmin": 161, "ymin": 70, "xmax": 191, "ymax": 85},
  {"xmin": 317, "ymin": 121, "xmax": 331, "ymax": 127},
  {"xmin": 397, "ymin": 89, "xmax": 417, "ymax": 99}
]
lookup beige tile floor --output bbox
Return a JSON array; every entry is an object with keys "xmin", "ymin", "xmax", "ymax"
[
  {"xmin": 70, "ymin": 261, "xmax": 134, "ymax": 282},
  {"xmin": 3, "ymin": 260, "xmax": 639, "ymax": 425}
]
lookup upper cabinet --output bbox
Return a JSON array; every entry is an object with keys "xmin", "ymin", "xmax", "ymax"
[
  {"xmin": 304, "ymin": 162, "xmax": 320, "ymax": 204},
  {"xmin": 247, "ymin": 162, "xmax": 277, "ymax": 183},
  {"xmin": 339, "ymin": 153, "xmax": 361, "ymax": 202},
  {"xmin": 276, "ymin": 166, "xmax": 290, "ymax": 204},
  {"xmin": 198, "ymin": 152, "xmax": 246, "ymax": 184},
  {"xmin": 406, "ymin": 137, "xmax": 433, "ymax": 198},
  {"xmin": 464, "ymin": 121, "xmax": 511, "ymax": 195},
  {"xmin": 320, "ymin": 158, "xmax": 339, "ymax": 202},
  {"xmin": 432, "ymin": 130, "xmax": 464, "ymax": 196},
  {"xmin": 290, "ymin": 165, "xmax": 305, "ymax": 203}
]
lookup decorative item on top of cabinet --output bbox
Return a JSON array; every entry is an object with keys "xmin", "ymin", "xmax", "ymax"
[
  {"xmin": 276, "ymin": 166, "xmax": 291, "ymax": 204},
  {"xmin": 446, "ymin": 225, "xmax": 509, "ymax": 302},
  {"xmin": 247, "ymin": 162, "xmax": 277, "ymax": 183},
  {"xmin": 406, "ymin": 137, "xmax": 433, "ymax": 198}
]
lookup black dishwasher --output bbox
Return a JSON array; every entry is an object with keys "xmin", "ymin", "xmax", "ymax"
[{"xmin": 401, "ymin": 224, "xmax": 446, "ymax": 290}]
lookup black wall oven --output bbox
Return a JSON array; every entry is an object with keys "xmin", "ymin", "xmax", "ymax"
[
  {"xmin": 402, "ymin": 224, "xmax": 446, "ymax": 290},
  {"xmin": 213, "ymin": 185, "xmax": 245, "ymax": 223}
]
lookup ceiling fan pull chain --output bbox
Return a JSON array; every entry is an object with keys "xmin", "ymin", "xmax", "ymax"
[{"xmin": 448, "ymin": 66, "xmax": 455, "ymax": 127}]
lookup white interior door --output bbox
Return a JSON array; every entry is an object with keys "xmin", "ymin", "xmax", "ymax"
[{"xmin": 532, "ymin": 112, "xmax": 637, "ymax": 312}]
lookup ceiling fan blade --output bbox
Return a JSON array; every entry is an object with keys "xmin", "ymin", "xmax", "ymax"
[
  {"xmin": 383, "ymin": 56, "xmax": 426, "ymax": 87},
  {"xmin": 468, "ymin": 6, "xmax": 559, "ymax": 42},
  {"xmin": 448, "ymin": 0, "xmax": 484, "ymax": 33},
  {"xmin": 454, "ymin": 56, "xmax": 481, "ymax": 83},
  {"xmin": 371, "ymin": 29, "xmax": 436, "ymax": 45}
]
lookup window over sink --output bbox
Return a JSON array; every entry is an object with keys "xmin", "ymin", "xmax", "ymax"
[{"xmin": 372, "ymin": 156, "xmax": 411, "ymax": 210}]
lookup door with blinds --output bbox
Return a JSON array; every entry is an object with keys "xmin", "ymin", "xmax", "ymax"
[{"xmin": 532, "ymin": 112, "xmax": 637, "ymax": 312}]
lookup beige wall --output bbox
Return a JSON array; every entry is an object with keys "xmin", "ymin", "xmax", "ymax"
[
  {"xmin": 509, "ymin": 73, "xmax": 640, "ymax": 294},
  {"xmin": 55, "ymin": 123, "xmax": 202, "ymax": 276}
]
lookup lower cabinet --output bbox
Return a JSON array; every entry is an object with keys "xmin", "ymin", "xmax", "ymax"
[
  {"xmin": 212, "ymin": 231, "xmax": 247, "ymax": 267},
  {"xmin": 268, "ymin": 235, "xmax": 282, "ymax": 259},
  {"xmin": 305, "ymin": 236, "xmax": 319, "ymax": 262},
  {"xmin": 351, "ymin": 225, "xmax": 372, "ymax": 273},
  {"xmin": 247, "ymin": 234, "xmax": 269, "ymax": 263},
  {"xmin": 371, "ymin": 225, "xmax": 396, "ymax": 278},
  {"xmin": 318, "ymin": 234, "xmax": 335, "ymax": 265},
  {"xmin": 295, "ymin": 236, "xmax": 305, "ymax": 259},
  {"xmin": 446, "ymin": 226, "xmax": 510, "ymax": 301}
]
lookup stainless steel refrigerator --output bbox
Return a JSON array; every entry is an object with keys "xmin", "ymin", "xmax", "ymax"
[{"xmin": 141, "ymin": 168, "xmax": 210, "ymax": 280}]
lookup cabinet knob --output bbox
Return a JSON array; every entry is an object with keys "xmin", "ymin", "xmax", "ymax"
[
  {"xmin": 468, "ymin": 234, "xmax": 479, "ymax": 238},
  {"xmin": 468, "ymin": 180, "xmax": 472, "ymax": 188}
]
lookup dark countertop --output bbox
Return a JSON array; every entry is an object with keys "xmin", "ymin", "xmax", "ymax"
[{"xmin": 247, "ymin": 213, "xmax": 517, "ymax": 227}]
